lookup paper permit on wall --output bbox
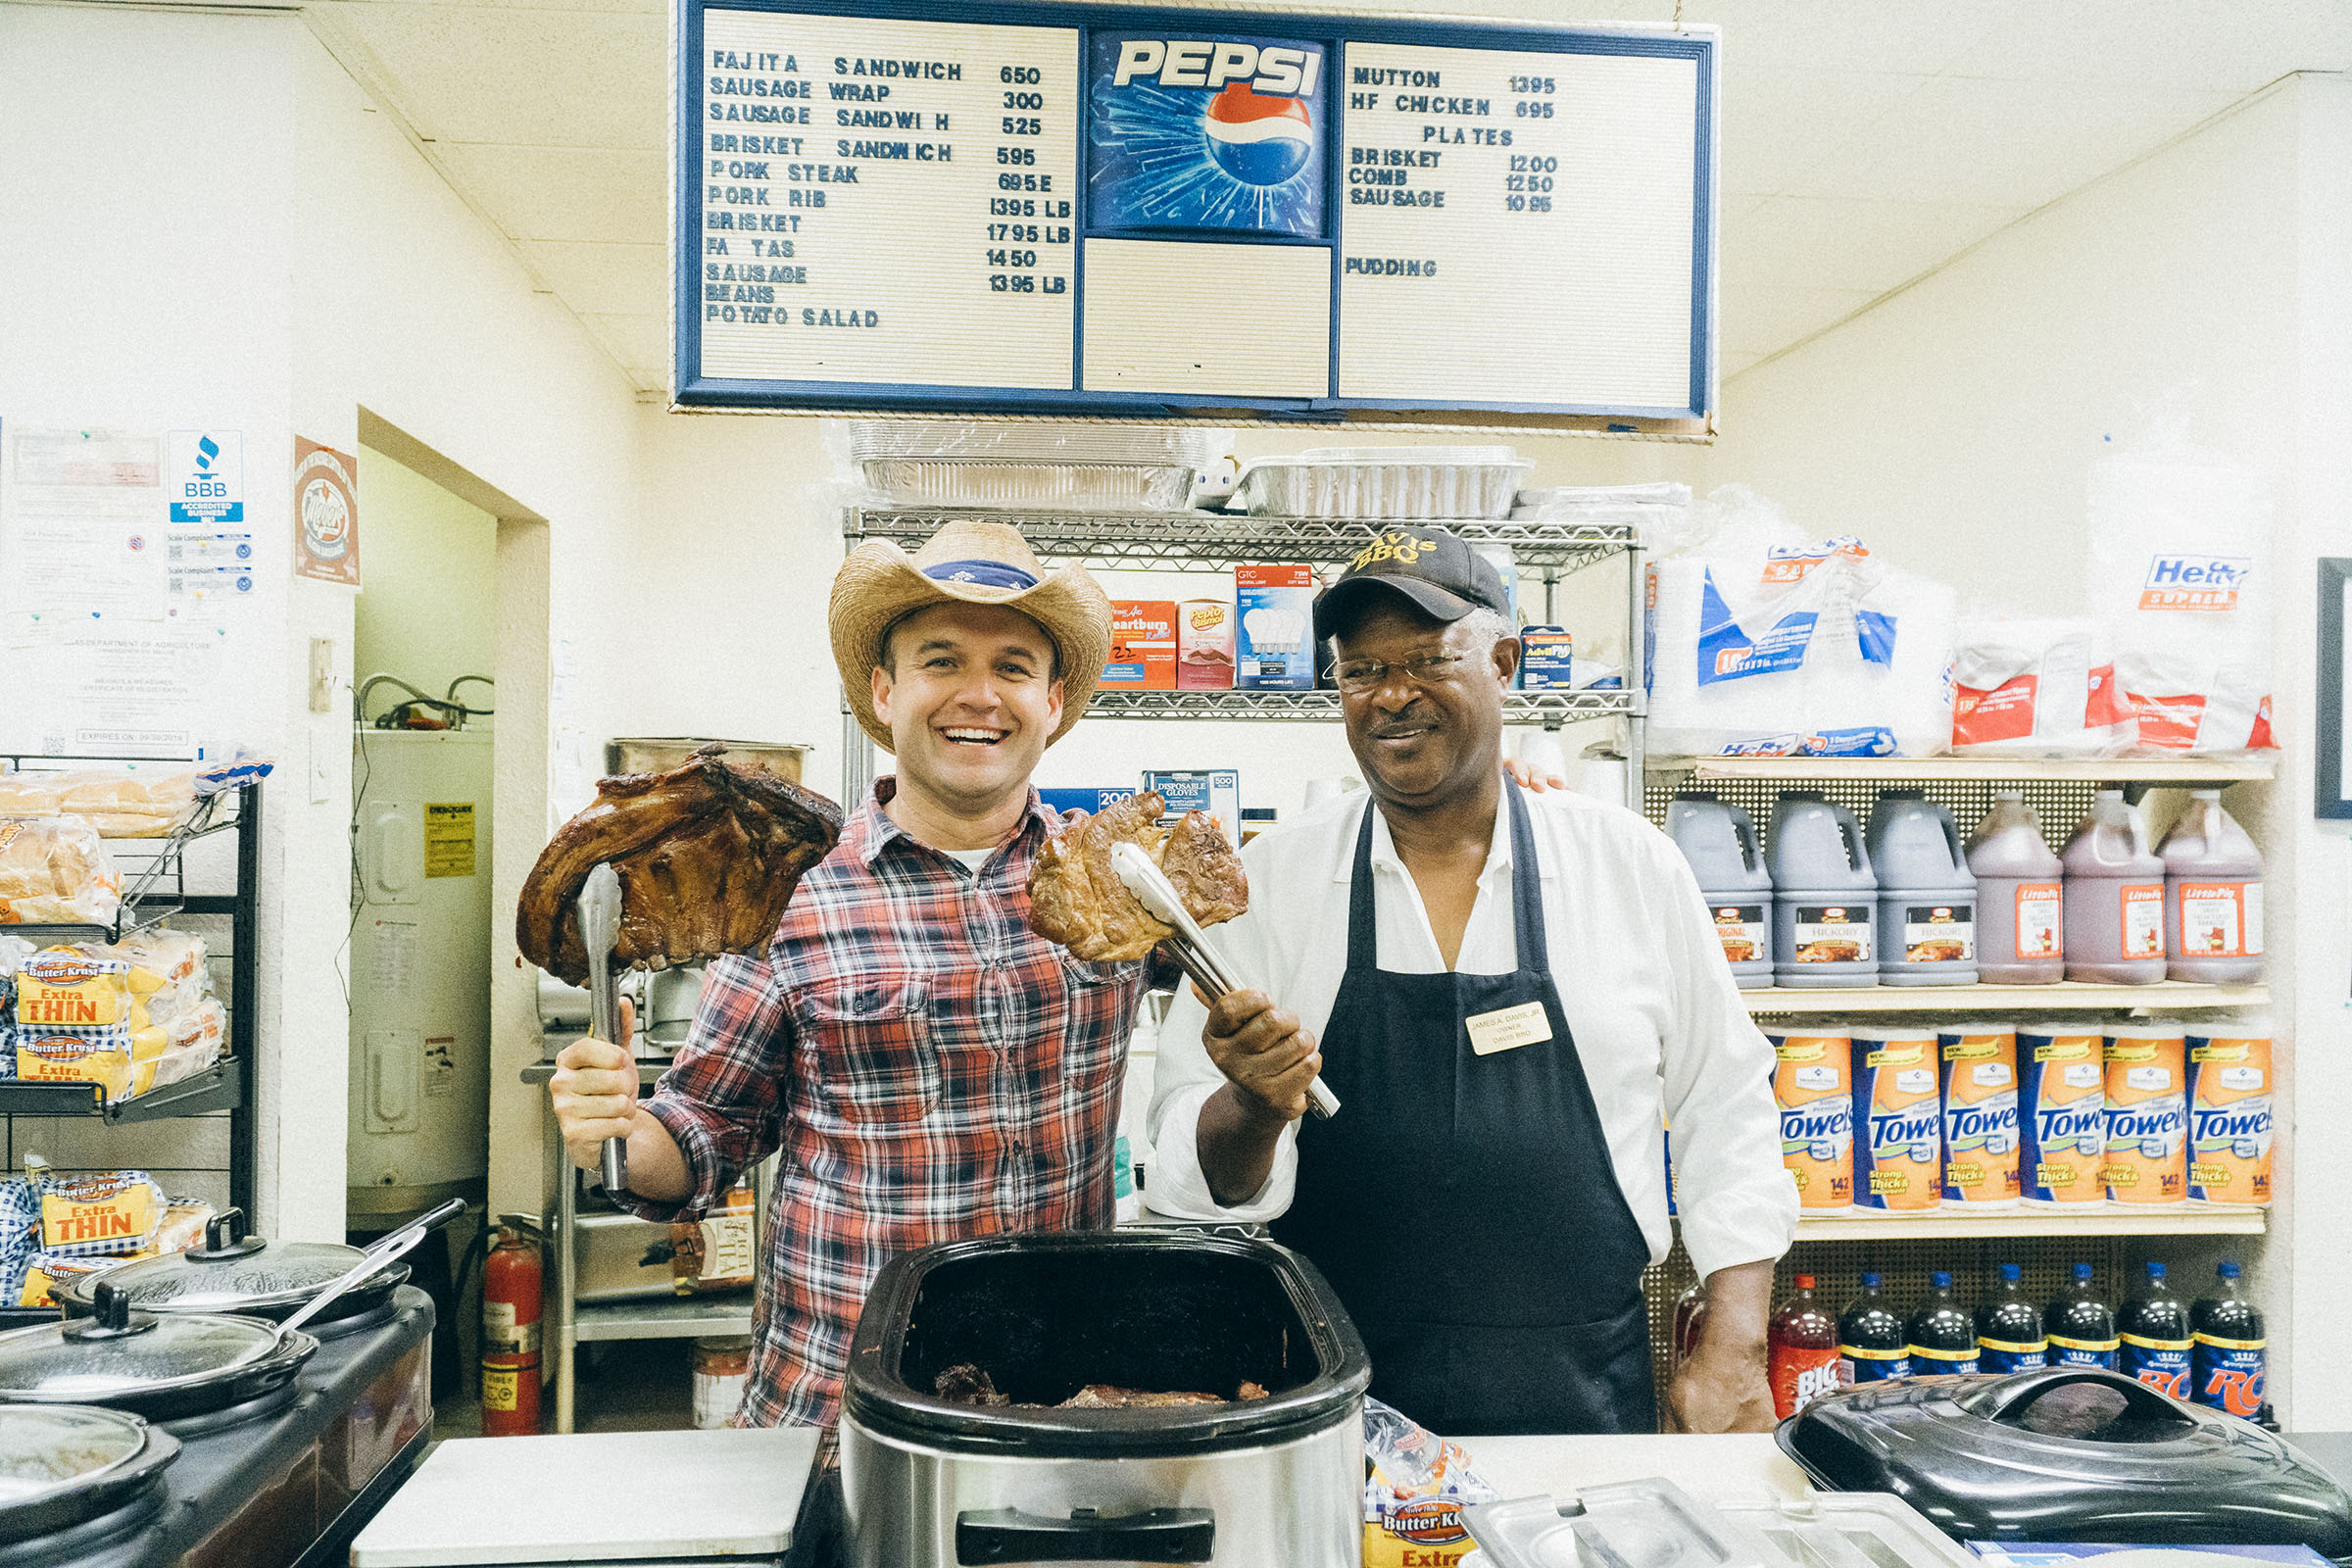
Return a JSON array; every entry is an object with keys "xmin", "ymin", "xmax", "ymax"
[{"xmin": 2, "ymin": 428, "xmax": 170, "ymax": 644}]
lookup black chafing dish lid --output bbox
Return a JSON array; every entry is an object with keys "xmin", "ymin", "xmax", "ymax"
[
  {"xmin": 843, "ymin": 1231, "xmax": 1370, "ymax": 1457},
  {"xmin": 1776, "ymin": 1369, "xmax": 2352, "ymax": 1555}
]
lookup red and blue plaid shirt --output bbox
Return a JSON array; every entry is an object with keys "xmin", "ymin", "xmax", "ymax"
[{"xmin": 635, "ymin": 779, "xmax": 1143, "ymax": 1427}]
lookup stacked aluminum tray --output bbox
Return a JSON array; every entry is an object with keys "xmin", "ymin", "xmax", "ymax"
[
  {"xmin": 1466, "ymin": 1481, "xmax": 1973, "ymax": 1568},
  {"xmin": 1232, "ymin": 445, "xmax": 1530, "ymax": 518},
  {"xmin": 848, "ymin": 420, "xmax": 1214, "ymax": 512}
]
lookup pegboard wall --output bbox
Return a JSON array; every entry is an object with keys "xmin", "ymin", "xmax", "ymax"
[{"xmin": 1641, "ymin": 774, "xmax": 2113, "ymax": 854}]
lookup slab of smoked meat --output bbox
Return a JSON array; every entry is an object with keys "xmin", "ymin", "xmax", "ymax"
[
  {"xmin": 516, "ymin": 743, "xmax": 844, "ymax": 987},
  {"xmin": 1027, "ymin": 791, "xmax": 1249, "ymax": 962}
]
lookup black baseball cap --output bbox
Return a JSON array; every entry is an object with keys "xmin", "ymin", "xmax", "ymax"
[{"xmin": 1313, "ymin": 525, "xmax": 1512, "ymax": 642}]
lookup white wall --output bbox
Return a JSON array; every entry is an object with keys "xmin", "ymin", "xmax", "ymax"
[
  {"xmin": 355, "ymin": 448, "xmax": 499, "ymax": 710},
  {"xmin": 1671, "ymin": 77, "xmax": 2346, "ymax": 1420},
  {"xmin": 1, "ymin": 3, "xmax": 647, "ymax": 1237}
]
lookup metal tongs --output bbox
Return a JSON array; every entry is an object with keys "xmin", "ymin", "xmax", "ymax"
[
  {"xmin": 1110, "ymin": 841, "xmax": 1339, "ymax": 1120},
  {"xmin": 579, "ymin": 862, "xmax": 629, "ymax": 1195}
]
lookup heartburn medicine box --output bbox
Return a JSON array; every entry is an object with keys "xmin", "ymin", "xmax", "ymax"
[
  {"xmin": 1144, "ymin": 770, "xmax": 1241, "ymax": 847},
  {"xmin": 1518, "ymin": 625, "xmax": 1575, "ymax": 690},
  {"xmin": 1236, "ymin": 565, "xmax": 1315, "ymax": 690},
  {"xmin": 1102, "ymin": 601, "xmax": 1177, "ymax": 689}
]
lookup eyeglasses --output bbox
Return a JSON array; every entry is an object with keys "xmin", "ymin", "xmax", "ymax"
[{"xmin": 1331, "ymin": 652, "xmax": 1469, "ymax": 695}]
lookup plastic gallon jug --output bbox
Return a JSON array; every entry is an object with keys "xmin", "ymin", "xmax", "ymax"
[
  {"xmin": 1867, "ymin": 791, "xmax": 1978, "ymax": 986},
  {"xmin": 1967, "ymin": 791, "xmax": 2065, "ymax": 985},
  {"xmin": 2061, "ymin": 789, "xmax": 2166, "ymax": 984},
  {"xmin": 1666, "ymin": 794, "xmax": 1774, "ymax": 987},
  {"xmin": 1769, "ymin": 793, "xmax": 1878, "ymax": 989},
  {"xmin": 2159, "ymin": 790, "xmax": 2264, "ymax": 984}
]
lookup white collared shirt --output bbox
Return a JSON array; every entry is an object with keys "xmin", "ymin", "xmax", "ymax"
[{"xmin": 1147, "ymin": 787, "xmax": 1799, "ymax": 1281}]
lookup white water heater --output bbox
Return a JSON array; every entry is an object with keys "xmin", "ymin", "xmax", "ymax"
[{"xmin": 348, "ymin": 728, "xmax": 493, "ymax": 1219}]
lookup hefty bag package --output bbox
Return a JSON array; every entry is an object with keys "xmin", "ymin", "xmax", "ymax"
[
  {"xmin": 1645, "ymin": 488, "xmax": 1955, "ymax": 759},
  {"xmin": 1361, "ymin": 1396, "xmax": 1496, "ymax": 1568},
  {"xmin": 1949, "ymin": 616, "xmax": 2136, "ymax": 757},
  {"xmin": 2086, "ymin": 406, "xmax": 2276, "ymax": 754},
  {"xmin": 39, "ymin": 1169, "xmax": 169, "ymax": 1257},
  {"xmin": 2185, "ymin": 1025, "xmax": 2272, "ymax": 1206}
]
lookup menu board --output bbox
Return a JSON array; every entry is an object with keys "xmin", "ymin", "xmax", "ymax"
[{"xmin": 676, "ymin": 1, "xmax": 1716, "ymax": 429}]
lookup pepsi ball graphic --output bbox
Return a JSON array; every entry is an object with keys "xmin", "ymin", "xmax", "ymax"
[{"xmin": 1203, "ymin": 82, "xmax": 1313, "ymax": 185}]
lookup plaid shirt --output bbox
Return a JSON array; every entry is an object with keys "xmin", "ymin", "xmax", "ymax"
[{"xmin": 635, "ymin": 779, "xmax": 1142, "ymax": 1427}]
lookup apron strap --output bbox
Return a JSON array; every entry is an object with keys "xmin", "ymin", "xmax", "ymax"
[
  {"xmin": 1346, "ymin": 796, "xmax": 1381, "ymax": 970},
  {"xmin": 1503, "ymin": 777, "xmax": 1553, "ymax": 981}
]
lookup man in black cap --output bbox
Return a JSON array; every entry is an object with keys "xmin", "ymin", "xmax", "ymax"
[{"xmin": 1148, "ymin": 525, "xmax": 1796, "ymax": 1435}]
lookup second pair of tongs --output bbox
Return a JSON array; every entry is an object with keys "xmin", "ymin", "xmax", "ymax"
[{"xmin": 1110, "ymin": 841, "xmax": 1339, "ymax": 1120}]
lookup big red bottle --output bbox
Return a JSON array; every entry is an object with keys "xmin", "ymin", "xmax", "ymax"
[{"xmin": 1769, "ymin": 1273, "xmax": 1839, "ymax": 1417}]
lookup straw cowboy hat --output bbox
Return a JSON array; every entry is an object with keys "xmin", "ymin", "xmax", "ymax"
[{"xmin": 830, "ymin": 519, "xmax": 1112, "ymax": 753}]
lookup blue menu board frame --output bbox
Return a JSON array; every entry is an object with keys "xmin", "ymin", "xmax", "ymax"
[{"xmin": 674, "ymin": 0, "xmax": 1716, "ymax": 430}]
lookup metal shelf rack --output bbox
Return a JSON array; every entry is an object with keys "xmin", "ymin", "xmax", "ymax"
[
  {"xmin": 521, "ymin": 1060, "xmax": 771, "ymax": 1432},
  {"xmin": 840, "ymin": 507, "xmax": 1649, "ymax": 807},
  {"xmin": 0, "ymin": 759, "xmax": 260, "ymax": 1218},
  {"xmin": 1741, "ymin": 980, "xmax": 2269, "ymax": 1015}
]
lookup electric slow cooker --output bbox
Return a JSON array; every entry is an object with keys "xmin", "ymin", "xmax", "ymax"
[{"xmin": 838, "ymin": 1230, "xmax": 1370, "ymax": 1568}]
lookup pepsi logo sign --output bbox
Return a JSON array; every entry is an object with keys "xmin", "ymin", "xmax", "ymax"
[
  {"xmin": 1110, "ymin": 40, "xmax": 1321, "ymax": 97},
  {"xmin": 1204, "ymin": 83, "xmax": 1314, "ymax": 184}
]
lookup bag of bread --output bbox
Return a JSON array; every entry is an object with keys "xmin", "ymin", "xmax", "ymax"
[
  {"xmin": 16, "ymin": 947, "xmax": 164, "ymax": 1030},
  {"xmin": 58, "ymin": 769, "xmax": 198, "ymax": 837},
  {"xmin": 1361, "ymin": 1397, "xmax": 1498, "ymax": 1568},
  {"xmin": 0, "ymin": 817, "xmax": 122, "ymax": 927},
  {"xmin": 16, "ymin": 1027, "xmax": 162, "ymax": 1102},
  {"xmin": 38, "ymin": 1169, "xmax": 169, "ymax": 1257},
  {"xmin": 19, "ymin": 1248, "xmax": 149, "ymax": 1308}
]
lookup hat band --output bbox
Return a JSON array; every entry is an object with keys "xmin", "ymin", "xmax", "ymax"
[{"xmin": 923, "ymin": 559, "xmax": 1039, "ymax": 590}]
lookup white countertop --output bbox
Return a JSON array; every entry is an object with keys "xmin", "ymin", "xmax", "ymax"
[
  {"xmin": 349, "ymin": 1427, "xmax": 821, "ymax": 1566},
  {"xmin": 1461, "ymin": 1433, "xmax": 1812, "ymax": 1502}
]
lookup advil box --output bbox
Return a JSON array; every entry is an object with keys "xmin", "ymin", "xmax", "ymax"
[
  {"xmin": 1102, "ymin": 601, "xmax": 1177, "ymax": 689},
  {"xmin": 1519, "ymin": 625, "xmax": 1575, "ymax": 690},
  {"xmin": 1089, "ymin": 34, "xmax": 1327, "ymax": 239}
]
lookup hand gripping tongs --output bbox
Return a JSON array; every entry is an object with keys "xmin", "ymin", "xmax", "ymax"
[{"xmin": 1109, "ymin": 840, "xmax": 1340, "ymax": 1120}]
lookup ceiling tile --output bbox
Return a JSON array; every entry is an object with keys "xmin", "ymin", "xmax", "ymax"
[
  {"xmin": 1777, "ymin": 74, "xmax": 2244, "ymax": 208},
  {"xmin": 325, "ymin": 3, "xmax": 663, "ymax": 147},
  {"xmin": 1943, "ymin": 0, "xmax": 2352, "ymax": 91},
  {"xmin": 519, "ymin": 240, "xmax": 667, "ymax": 316},
  {"xmin": 582, "ymin": 312, "xmax": 670, "ymax": 370},
  {"xmin": 1724, "ymin": 196, "xmax": 2024, "ymax": 292},
  {"xmin": 1716, "ymin": 67, "xmax": 1934, "ymax": 196},
  {"xmin": 1691, "ymin": 0, "xmax": 2023, "ymax": 74},
  {"xmin": 1722, "ymin": 349, "xmax": 1768, "ymax": 380},
  {"xmin": 1719, "ymin": 282, "xmax": 1879, "ymax": 354},
  {"xmin": 433, "ymin": 144, "xmax": 666, "ymax": 242}
]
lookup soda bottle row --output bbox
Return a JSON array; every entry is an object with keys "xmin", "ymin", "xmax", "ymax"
[
  {"xmin": 1670, "ymin": 787, "xmax": 2263, "ymax": 989},
  {"xmin": 1764, "ymin": 1261, "xmax": 2267, "ymax": 1422},
  {"xmin": 1769, "ymin": 1018, "xmax": 2272, "ymax": 1214}
]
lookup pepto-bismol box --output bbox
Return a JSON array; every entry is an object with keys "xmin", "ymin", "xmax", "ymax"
[{"xmin": 1236, "ymin": 564, "xmax": 1315, "ymax": 690}]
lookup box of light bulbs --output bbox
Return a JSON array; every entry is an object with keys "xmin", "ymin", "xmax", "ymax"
[{"xmin": 1235, "ymin": 565, "xmax": 1316, "ymax": 690}]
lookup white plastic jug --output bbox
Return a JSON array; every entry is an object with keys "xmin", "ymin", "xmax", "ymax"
[
  {"xmin": 1768, "ymin": 793, "xmax": 1878, "ymax": 988},
  {"xmin": 2159, "ymin": 790, "xmax": 2263, "ymax": 984},
  {"xmin": 2061, "ymin": 789, "xmax": 2166, "ymax": 983},
  {"xmin": 1665, "ymin": 794, "xmax": 1774, "ymax": 987},
  {"xmin": 1967, "ymin": 791, "xmax": 2065, "ymax": 985},
  {"xmin": 1867, "ymin": 791, "xmax": 1978, "ymax": 987}
]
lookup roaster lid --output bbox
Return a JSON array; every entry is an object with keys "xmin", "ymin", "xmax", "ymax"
[
  {"xmin": 61, "ymin": 1224, "xmax": 377, "ymax": 1315},
  {"xmin": 0, "ymin": 1301, "xmax": 280, "ymax": 1399},
  {"xmin": 1775, "ymin": 1369, "xmax": 2352, "ymax": 1554},
  {"xmin": 842, "ymin": 1231, "xmax": 1369, "ymax": 1458},
  {"xmin": 0, "ymin": 1404, "xmax": 150, "ymax": 1504}
]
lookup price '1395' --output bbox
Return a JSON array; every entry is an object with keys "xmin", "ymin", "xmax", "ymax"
[{"xmin": 991, "ymin": 274, "xmax": 1067, "ymax": 293}]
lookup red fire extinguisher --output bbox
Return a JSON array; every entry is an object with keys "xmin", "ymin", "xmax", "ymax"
[{"xmin": 481, "ymin": 1215, "xmax": 543, "ymax": 1437}]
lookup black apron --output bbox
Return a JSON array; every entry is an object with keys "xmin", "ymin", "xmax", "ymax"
[{"xmin": 1270, "ymin": 779, "xmax": 1656, "ymax": 1435}]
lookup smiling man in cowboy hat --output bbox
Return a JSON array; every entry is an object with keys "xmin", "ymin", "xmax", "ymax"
[{"xmin": 548, "ymin": 520, "xmax": 1144, "ymax": 1427}]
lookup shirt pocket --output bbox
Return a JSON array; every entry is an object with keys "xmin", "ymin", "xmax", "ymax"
[
  {"xmin": 801, "ymin": 974, "xmax": 939, "ymax": 1125},
  {"xmin": 1054, "ymin": 957, "xmax": 1134, "ymax": 1102}
]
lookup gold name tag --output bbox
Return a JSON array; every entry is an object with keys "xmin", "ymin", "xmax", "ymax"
[{"xmin": 1466, "ymin": 1001, "xmax": 1552, "ymax": 1056}]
